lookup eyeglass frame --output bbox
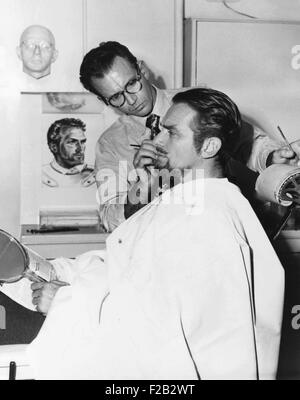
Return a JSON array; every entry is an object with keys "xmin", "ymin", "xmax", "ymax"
[
  {"xmin": 97, "ymin": 67, "xmax": 143, "ymax": 108},
  {"xmin": 21, "ymin": 40, "xmax": 54, "ymax": 53}
]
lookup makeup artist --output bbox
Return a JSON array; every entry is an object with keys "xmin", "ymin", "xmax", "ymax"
[{"xmin": 79, "ymin": 41, "xmax": 300, "ymax": 232}]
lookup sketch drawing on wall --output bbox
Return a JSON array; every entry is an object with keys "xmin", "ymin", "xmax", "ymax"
[{"xmin": 43, "ymin": 92, "xmax": 104, "ymax": 114}]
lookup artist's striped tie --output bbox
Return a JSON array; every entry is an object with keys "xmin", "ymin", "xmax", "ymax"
[{"xmin": 146, "ymin": 114, "xmax": 160, "ymax": 140}]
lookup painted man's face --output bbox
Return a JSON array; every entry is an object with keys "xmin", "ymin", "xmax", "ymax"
[
  {"xmin": 56, "ymin": 128, "xmax": 87, "ymax": 169},
  {"xmin": 17, "ymin": 25, "xmax": 58, "ymax": 79}
]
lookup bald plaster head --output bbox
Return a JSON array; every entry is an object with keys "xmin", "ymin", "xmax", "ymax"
[{"xmin": 16, "ymin": 25, "xmax": 58, "ymax": 79}]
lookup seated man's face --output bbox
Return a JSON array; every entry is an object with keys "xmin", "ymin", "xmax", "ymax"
[
  {"xmin": 90, "ymin": 56, "xmax": 155, "ymax": 117},
  {"xmin": 17, "ymin": 25, "xmax": 58, "ymax": 79},
  {"xmin": 56, "ymin": 128, "xmax": 87, "ymax": 169},
  {"xmin": 156, "ymin": 103, "xmax": 200, "ymax": 171}
]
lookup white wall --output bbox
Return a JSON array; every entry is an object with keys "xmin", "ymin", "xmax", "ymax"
[
  {"xmin": 86, "ymin": 0, "xmax": 180, "ymax": 89},
  {"xmin": 185, "ymin": 0, "xmax": 300, "ymax": 21},
  {"xmin": 185, "ymin": 19, "xmax": 300, "ymax": 143},
  {"xmin": 184, "ymin": 0, "xmax": 300, "ymax": 142},
  {"xmin": 0, "ymin": 1, "xmax": 21, "ymax": 237}
]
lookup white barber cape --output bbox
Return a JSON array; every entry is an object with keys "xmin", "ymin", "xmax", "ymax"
[{"xmin": 27, "ymin": 178, "xmax": 284, "ymax": 380}]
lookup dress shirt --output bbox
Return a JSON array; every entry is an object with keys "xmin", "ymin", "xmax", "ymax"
[
  {"xmin": 42, "ymin": 159, "xmax": 95, "ymax": 187},
  {"xmin": 48, "ymin": 159, "xmax": 88, "ymax": 175}
]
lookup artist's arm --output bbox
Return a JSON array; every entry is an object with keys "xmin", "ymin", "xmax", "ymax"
[
  {"xmin": 233, "ymin": 121, "xmax": 300, "ymax": 172},
  {"xmin": 232, "ymin": 122, "xmax": 278, "ymax": 172},
  {"xmin": 266, "ymin": 140, "xmax": 300, "ymax": 167},
  {"xmin": 95, "ymin": 135, "xmax": 131, "ymax": 232}
]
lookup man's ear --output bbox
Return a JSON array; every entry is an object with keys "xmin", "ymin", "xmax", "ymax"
[
  {"xmin": 51, "ymin": 49, "xmax": 58, "ymax": 63},
  {"xmin": 137, "ymin": 60, "xmax": 150, "ymax": 80},
  {"xmin": 49, "ymin": 143, "xmax": 58, "ymax": 154},
  {"xmin": 201, "ymin": 137, "xmax": 222, "ymax": 159},
  {"xmin": 16, "ymin": 46, "xmax": 22, "ymax": 61}
]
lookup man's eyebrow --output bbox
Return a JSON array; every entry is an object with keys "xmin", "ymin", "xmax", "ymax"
[{"xmin": 67, "ymin": 138, "xmax": 87, "ymax": 142}]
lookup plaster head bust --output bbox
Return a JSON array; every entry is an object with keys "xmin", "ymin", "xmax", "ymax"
[{"xmin": 16, "ymin": 25, "xmax": 58, "ymax": 79}]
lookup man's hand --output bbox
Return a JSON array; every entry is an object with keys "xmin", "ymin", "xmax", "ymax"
[
  {"xmin": 133, "ymin": 139, "xmax": 168, "ymax": 170},
  {"xmin": 31, "ymin": 280, "xmax": 68, "ymax": 315},
  {"xmin": 267, "ymin": 140, "xmax": 300, "ymax": 167},
  {"xmin": 133, "ymin": 139, "xmax": 168, "ymax": 198},
  {"xmin": 124, "ymin": 140, "xmax": 168, "ymax": 219}
]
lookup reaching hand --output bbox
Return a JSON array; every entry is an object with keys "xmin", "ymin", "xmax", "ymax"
[{"xmin": 268, "ymin": 140, "xmax": 300, "ymax": 167}]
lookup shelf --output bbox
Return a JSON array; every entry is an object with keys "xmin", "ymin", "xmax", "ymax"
[{"xmin": 20, "ymin": 225, "xmax": 109, "ymax": 259}]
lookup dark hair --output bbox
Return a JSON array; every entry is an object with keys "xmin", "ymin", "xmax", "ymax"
[
  {"xmin": 79, "ymin": 41, "xmax": 138, "ymax": 98},
  {"xmin": 172, "ymin": 88, "xmax": 241, "ymax": 157},
  {"xmin": 47, "ymin": 118, "xmax": 86, "ymax": 154}
]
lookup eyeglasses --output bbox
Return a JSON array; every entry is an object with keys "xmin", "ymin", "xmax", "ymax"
[
  {"xmin": 101, "ymin": 71, "xmax": 143, "ymax": 108},
  {"xmin": 21, "ymin": 41, "xmax": 53, "ymax": 53}
]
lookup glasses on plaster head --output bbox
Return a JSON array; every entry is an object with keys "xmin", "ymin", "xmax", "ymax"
[{"xmin": 21, "ymin": 41, "xmax": 53, "ymax": 53}]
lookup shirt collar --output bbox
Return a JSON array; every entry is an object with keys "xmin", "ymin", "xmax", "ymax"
[
  {"xmin": 130, "ymin": 85, "xmax": 172, "ymax": 126},
  {"xmin": 151, "ymin": 86, "xmax": 171, "ymax": 118},
  {"xmin": 120, "ymin": 86, "xmax": 174, "ymax": 145},
  {"xmin": 50, "ymin": 159, "xmax": 87, "ymax": 175}
]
